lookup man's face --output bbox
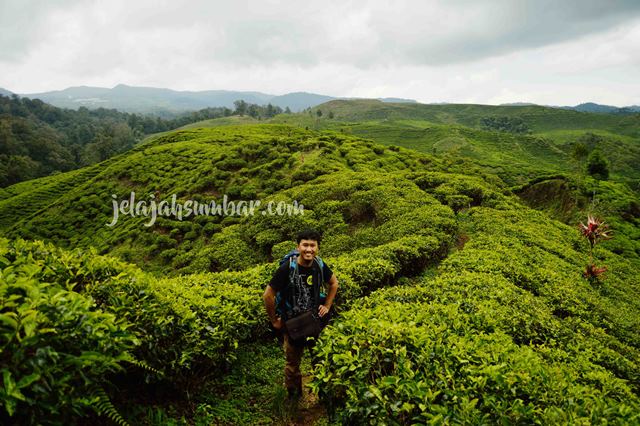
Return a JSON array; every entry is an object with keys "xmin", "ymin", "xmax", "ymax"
[{"xmin": 297, "ymin": 239, "xmax": 318, "ymax": 262}]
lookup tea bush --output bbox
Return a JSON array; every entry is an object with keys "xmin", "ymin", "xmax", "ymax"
[
  {"xmin": 0, "ymin": 239, "xmax": 266, "ymax": 389},
  {"xmin": 0, "ymin": 239, "xmax": 138, "ymax": 424},
  {"xmin": 2, "ymin": 121, "xmax": 639, "ymax": 424},
  {"xmin": 312, "ymin": 289, "xmax": 640, "ymax": 424},
  {"xmin": 311, "ymin": 198, "xmax": 640, "ymax": 423},
  {"xmin": 0, "ymin": 125, "xmax": 452, "ymax": 275}
]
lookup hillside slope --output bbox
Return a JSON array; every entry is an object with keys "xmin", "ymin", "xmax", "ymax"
[
  {"xmin": 269, "ymin": 101, "xmax": 640, "ymax": 260},
  {"xmin": 1, "ymin": 123, "xmax": 639, "ymax": 424},
  {"xmin": 306, "ymin": 99, "xmax": 640, "ymax": 135}
]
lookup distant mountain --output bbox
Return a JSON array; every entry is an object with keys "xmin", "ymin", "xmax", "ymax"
[
  {"xmin": 23, "ymin": 83, "xmax": 639, "ymax": 116},
  {"xmin": 377, "ymin": 97, "xmax": 417, "ymax": 103},
  {"xmin": 22, "ymin": 84, "xmax": 274, "ymax": 116},
  {"xmin": 269, "ymin": 92, "xmax": 335, "ymax": 112},
  {"xmin": 620, "ymin": 105, "xmax": 640, "ymax": 113},
  {"xmin": 498, "ymin": 102, "xmax": 640, "ymax": 114},
  {"xmin": 569, "ymin": 102, "xmax": 622, "ymax": 114},
  {"xmin": 0, "ymin": 88, "xmax": 14, "ymax": 97},
  {"xmin": 19, "ymin": 84, "xmax": 418, "ymax": 115},
  {"xmin": 500, "ymin": 102, "xmax": 538, "ymax": 106},
  {"xmin": 551, "ymin": 102, "xmax": 639, "ymax": 114},
  {"xmin": 22, "ymin": 85, "xmax": 331, "ymax": 114}
]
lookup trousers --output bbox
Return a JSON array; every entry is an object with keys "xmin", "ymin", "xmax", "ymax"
[{"xmin": 283, "ymin": 333, "xmax": 304, "ymax": 392}]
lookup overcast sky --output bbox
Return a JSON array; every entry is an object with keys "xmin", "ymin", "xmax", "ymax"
[{"xmin": 1, "ymin": 0, "xmax": 639, "ymax": 105}]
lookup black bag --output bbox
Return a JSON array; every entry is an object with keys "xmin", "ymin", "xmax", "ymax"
[{"xmin": 285, "ymin": 310, "xmax": 321, "ymax": 341}]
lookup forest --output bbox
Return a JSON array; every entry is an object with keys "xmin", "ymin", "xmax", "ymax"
[{"xmin": 0, "ymin": 95, "xmax": 284, "ymax": 186}]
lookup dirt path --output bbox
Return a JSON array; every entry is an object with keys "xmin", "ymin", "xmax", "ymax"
[{"xmin": 286, "ymin": 375, "xmax": 327, "ymax": 426}]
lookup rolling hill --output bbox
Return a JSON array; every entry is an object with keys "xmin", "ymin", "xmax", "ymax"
[{"xmin": 2, "ymin": 106, "xmax": 640, "ymax": 424}]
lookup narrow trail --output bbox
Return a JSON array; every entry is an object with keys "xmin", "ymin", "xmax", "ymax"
[{"xmin": 286, "ymin": 375, "xmax": 327, "ymax": 426}]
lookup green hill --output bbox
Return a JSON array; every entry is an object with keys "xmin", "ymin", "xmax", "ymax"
[
  {"xmin": 302, "ymin": 99, "xmax": 640, "ymax": 135},
  {"xmin": 0, "ymin": 124, "xmax": 464, "ymax": 275},
  {"xmin": 0, "ymin": 94, "xmax": 244, "ymax": 187},
  {"xmin": 270, "ymin": 101, "xmax": 640, "ymax": 260},
  {"xmin": 1, "ymin": 120, "xmax": 639, "ymax": 424},
  {"xmin": 273, "ymin": 100, "xmax": 640, "ymax": 185}
]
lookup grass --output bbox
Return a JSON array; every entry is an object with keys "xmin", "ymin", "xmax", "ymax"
[{"xmin": 122, "ymin": 339, "xmax": 328, "ymax": 425}]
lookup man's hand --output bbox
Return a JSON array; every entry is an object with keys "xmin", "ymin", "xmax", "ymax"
[
  {"xmin": 271, "ymin": 317, "xmax": 283, "ymax": 330},
  {"xmin": 264, "ymin": 285, "xmax": 282, "ymax": 330},
  {"xmin": 318, "ymin": 304, "xmax": 330, "ymax": 317},
  {"xmin": 318, "ymin": 274, "xmax": 338, "ymax": 318}
]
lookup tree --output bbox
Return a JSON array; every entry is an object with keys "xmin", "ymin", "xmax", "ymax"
[
  {"xmin": 0, "ymin": 154, "xmax": 39, "ymax": 186},
  {"xmin": 316, "ymin": 109, "xmax": 323, "ymax": 118},
  {"xmin": 285, "ymin": 107, "xmax": 291, "ymax": 114},
  {"xmin": 247, "ymin": 104, "xmax": 259, "ymax": 118},
  {"xmin": 233, "ymin": 100, "xmax": 248, "ymax": 116},
  {"xmin": 328, "ymin": 111, "xmax": 334, "ymax": 119},
  {"xmin": 572, "ymin": 142, "xmax": 588, "ymax": 161},
  {"xmin": 587, "ymin": 149, "xmax": 609, "ymax": 180}
]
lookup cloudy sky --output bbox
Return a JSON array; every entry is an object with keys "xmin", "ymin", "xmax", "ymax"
[{"xmin": 1, "ymin": 0, "xmax": 639, "ymax": 105}]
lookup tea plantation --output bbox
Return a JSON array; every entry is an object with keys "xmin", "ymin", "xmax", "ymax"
[{"xmin": 1, "ymin": 116, "xmax": 639, "ymax": 424}]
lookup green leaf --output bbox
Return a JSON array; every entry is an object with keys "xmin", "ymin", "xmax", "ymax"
[
  {"xmin": 0, "ymin": 313, "xmax": 18, "ymax": 329},
  {"xmin": 17, "ymin": 373, "xmax": 40, "ymax": 389},
  {"xmin": 3, "ymin": 370, "xmax": 15, "ymax": 393}
]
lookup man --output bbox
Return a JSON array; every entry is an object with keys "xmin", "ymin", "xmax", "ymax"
[{"xmin": 263, "ymin": 229, "xmax": 339, "ymax": 399}]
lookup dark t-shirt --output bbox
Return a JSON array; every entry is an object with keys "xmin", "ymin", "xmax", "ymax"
[{"xmin": 269, "ymin": 258, "xmax": 333, "ymax": 319}]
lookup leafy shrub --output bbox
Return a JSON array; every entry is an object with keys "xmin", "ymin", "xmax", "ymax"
[
  {"xmin": 0, "ymin": 239, "xmax": 138, "ymax": 424},
  {"xmin": 1, "ymin": 238, "xmax": 266, "ymax": 391},
  {"xmin": 481, "ymin": 116, "xmax": 531, "ymax": 134},
  {"xmin": 587, "ymin": 150, "xmax": 610, "ymax": 180},
  {"xmin": 312, "ymin": 298, "xmax": 640, "ymax": 424}
]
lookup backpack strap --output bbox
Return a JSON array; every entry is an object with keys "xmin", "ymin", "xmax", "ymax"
[
  {"xmin": 288, "ymin": 255, "xmax": 299, "ymax": 315},
  {"xmin": 315, "ymin": 256, "xmax": 324, "ymax": 278}
]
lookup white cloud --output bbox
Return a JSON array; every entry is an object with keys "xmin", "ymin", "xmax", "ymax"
[{"xmin": 0, "ymin": 0, "xmax": 638, "ymax": 105}]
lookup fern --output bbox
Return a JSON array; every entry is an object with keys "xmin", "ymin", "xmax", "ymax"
[
  {"xmin": 90, "ymin": 385, "xmax": 129, "ymax": 426},
  {"xmin": 122, "ymin": 355, "xmax": 165, "ymax": 377}
]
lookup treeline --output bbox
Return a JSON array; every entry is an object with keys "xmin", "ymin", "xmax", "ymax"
[
  {"xmin": 481, "ymin": 116, "xmax": 531, "ymax": 134},
  {"xmin": 233, "ymin": 100, "xmax": 290, "ymax": 119},
  {"xmin": 0, "ymin": 95, "xmax": 283, "ymax": 187}
]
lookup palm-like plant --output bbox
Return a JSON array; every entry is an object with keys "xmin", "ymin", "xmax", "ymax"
[{"xmin": 579, "ymin": 215, "xmax": 611, "ymax": 280}]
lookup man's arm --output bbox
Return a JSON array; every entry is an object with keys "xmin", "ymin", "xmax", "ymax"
[
  {"xmin": 318, "ymin": 273, "xmax": 338, "ymax": 317},
  {"xmin": 263, "ymin": 285, "xmax": 283, "ymax": 330}
]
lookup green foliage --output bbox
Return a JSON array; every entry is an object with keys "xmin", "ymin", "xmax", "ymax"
[
  {"xmin": 185, "ymin": 342, "xmax": 294, "ymax": 425},
  {"xmin": 286, "ymin": 99, "xmax": 639, "ymax": 136},
  {"xmin": 233, "ymin": 99, "xmax": 283, "ymax": 119},
  {"xmin": 312, "ymin": 300, "xmax": 640, "ymax": 424},
  {"xmin": 1, "ymin": 125, "xmax": 454, "ymax": 275},
  {"xmin": 0, "ymin": 238, "xmax": 265, "ymax": 394},
  {"xmin": 272, "ymin": 101, "xmax": 640, "ymax": 192},
  {"xmin": 572, "ymin": 141, "xmax": 589, "ymax": 160},
  {"xmin": 481, "ymin": 115, "xmax": 531, "ymax": 134},
  {"xmin": 311, "ymin": 202, "xmax": 640, "ymax": 424},
  {"xmin": 587, "ymin": 149, "xmax": 610, "ymax": 180},
  {"xmin": 0, "ymin": 239, "xmax": 138, "ymax": 424},
  {"xmin": 2, "ymin": 114, "xmax": 640, "ymax": 424},
  {"xmin": 0, "ymin": 94, "xmax": 240, "ymax": 187},
  {"xmin": 91, "ymin": 385, "xmax": 130, "ymax": 426}
]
